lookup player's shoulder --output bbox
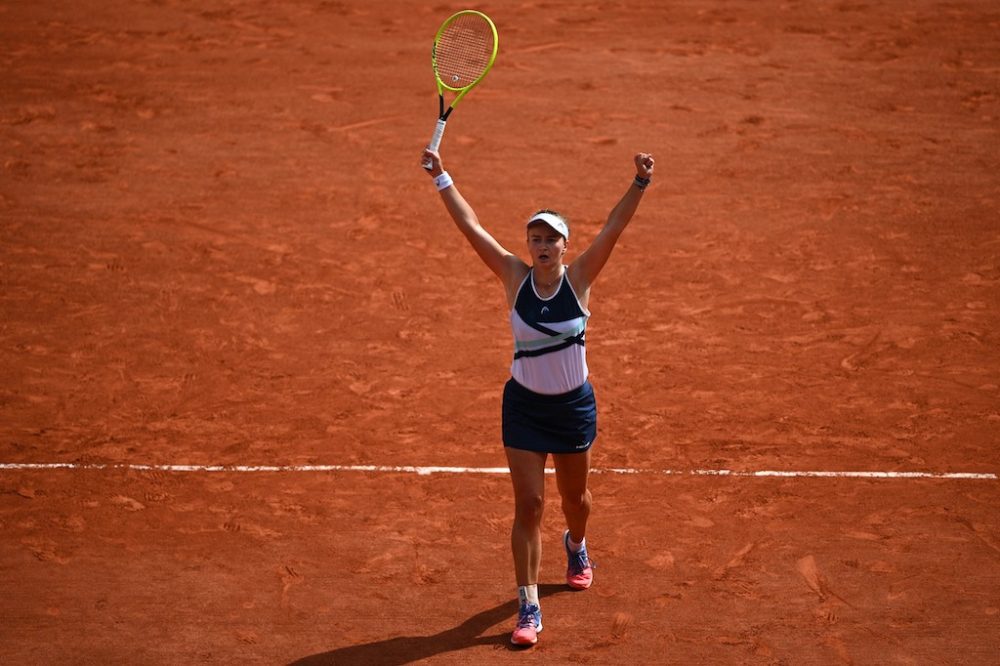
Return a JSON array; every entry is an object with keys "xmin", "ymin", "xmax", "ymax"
[
  {"xmin": 504, "ymin": 260, "xmax": 531, "ymax": 303},
  {"xmin": 565, "ymin": 263, "xmax": 593, "ymax": 301},
  {"xmin": 505, "ymin": 254, "xmax": 530, "ymax": 274},
  {"xmin": 507, "ymin": 259, "xmax": 530, "ymax": 286},
  {"xmin": 565, "ymin": 262, "xmax": 587, "ymax": 287}
]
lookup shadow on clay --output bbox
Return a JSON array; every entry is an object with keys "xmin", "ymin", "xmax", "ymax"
[{"xmin": 288, "ymin": 583, "xmax": 570, "ymax": 664}]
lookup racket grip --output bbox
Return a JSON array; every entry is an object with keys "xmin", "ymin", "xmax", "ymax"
[
  {"xmin": 422, "ymin": 119, "xmax": 448, "ymax": 171},
  {"xmin": 428, "ymin": 118, "xmax": 448, "ymax": 152}
]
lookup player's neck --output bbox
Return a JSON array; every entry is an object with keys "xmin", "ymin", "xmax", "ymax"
[{"xmin": 533, "ymin": 264, "xmax": 563, "ymax": 290}]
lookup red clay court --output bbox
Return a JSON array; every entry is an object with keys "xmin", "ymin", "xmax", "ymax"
[{"xmin": 2, "ymin": 1, "xmax": 998, "ymax": 663}]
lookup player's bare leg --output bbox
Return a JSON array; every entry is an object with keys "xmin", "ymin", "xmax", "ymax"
[
  {"xmin": 554, "ymin": 449, "xmax": 594, "ymax": 589},
  {"xmin": 505, "ymin": 446, "xmax": 547, "ymax": 645}
]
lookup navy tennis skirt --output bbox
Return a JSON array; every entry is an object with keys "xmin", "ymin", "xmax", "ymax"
[{"xmin": 502, "ymin": 378, "xmax": 597, "ymax": 454}]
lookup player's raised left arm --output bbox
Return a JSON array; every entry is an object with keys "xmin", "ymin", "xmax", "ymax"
[{"xmin": 570, "ymin": 153, "xmax": 655, "ymax": 291}]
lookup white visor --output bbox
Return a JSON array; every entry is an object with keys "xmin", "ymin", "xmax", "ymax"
[{"xmin": 526, "ymin": 212, "xmax": 569, "ymax": 239}]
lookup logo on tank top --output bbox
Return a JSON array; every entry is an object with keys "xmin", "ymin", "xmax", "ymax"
[{"xmin": 540, "ymin": 306, "xmax": 550, "ymax": 316}]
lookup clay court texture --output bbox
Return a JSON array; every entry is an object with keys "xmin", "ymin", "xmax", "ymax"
[{"xmin": 2, "ymin": 0, "xmax": 999, "ymax": 664}]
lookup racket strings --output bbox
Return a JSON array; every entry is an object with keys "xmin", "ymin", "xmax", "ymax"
[{"xmin": 434, "ymin": 15, "xmax": 495, "ymax": 88}]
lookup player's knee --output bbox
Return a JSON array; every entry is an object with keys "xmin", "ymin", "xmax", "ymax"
[
  {"xmin": 514, "ymin": 493, "xmax": 544, "ymax": 526},
  {"xmin": 561, "ymin": 488, "xmax": 592, "ymax": 513}
]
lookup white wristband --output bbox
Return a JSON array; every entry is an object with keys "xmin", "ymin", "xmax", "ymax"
[{"xmin": 434, "ymin": 171, "xmax": 453, "ymax": 191}]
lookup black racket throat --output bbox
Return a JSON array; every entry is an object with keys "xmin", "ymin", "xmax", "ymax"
[{"xmin": 438, "ymin": 95, "xmax": 454, "ymax": 121}]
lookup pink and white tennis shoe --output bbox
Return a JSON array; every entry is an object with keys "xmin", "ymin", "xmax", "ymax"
[{"xmin": 564, "ymin": 530, "xmax": 594, "ymax": 590}]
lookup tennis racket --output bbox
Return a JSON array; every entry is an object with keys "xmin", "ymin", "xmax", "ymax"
[{"xmin": 422, "ymin": 10, "xmax": 499, "ymax": 169}]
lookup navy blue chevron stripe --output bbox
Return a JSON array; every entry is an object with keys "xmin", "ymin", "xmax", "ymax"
[
  {"xmin": 523, "ymin": 319, "xmax": 561, "ymax": 337},
  {"xmin": 513, "ymin": 333, "xmax": 585, "ymax": 360}
]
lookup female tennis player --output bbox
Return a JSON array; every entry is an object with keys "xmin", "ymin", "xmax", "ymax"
[{"xmin": 421, "ymin": 147, "xmax": 654, "ymax": 647}]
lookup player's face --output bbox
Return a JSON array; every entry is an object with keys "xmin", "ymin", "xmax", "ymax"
[{"xmin": 527, "ymin": 224, "xmax": 567, "ymax": 267}]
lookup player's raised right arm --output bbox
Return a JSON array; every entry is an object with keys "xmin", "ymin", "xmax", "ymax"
[{"xmin": 422, "ymin": 148, "xmax": 525, "ymax": 287}]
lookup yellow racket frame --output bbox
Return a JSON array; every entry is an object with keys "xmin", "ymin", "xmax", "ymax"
[
  {"xmin": 432, "ymin": 9, "xmax": 499, "ymax": 101},
  {"xmin": 425, "ymin": 10, "xmax": 498, "ymax": 159}
]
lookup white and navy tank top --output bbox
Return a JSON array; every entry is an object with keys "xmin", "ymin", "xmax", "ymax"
[{"xmin": 510, "ymin": 268, "xmax": 591, "ymax": 395}]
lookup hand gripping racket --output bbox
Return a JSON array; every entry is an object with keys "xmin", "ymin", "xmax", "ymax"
[{"xmin": 422, "ymin": 10, "xmax": 499, "ymax": 169}]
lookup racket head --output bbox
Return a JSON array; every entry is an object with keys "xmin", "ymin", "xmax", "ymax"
[{"xmin": 432, "ymin": 10, "xmax": 498, "ymax": 94}]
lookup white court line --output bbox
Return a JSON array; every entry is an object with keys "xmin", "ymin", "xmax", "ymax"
[{"xmin": 0, "ymin": 462, "xmax": 995, "ymax": 480}]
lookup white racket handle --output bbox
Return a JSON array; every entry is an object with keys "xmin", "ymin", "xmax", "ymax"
[
  {"xmin": 422, "ymin": 118, "xmax": 449, "ymax": 170},
  {"xmin": 428, "ymin": 118, "xmax": 448, "ymax": 152}
]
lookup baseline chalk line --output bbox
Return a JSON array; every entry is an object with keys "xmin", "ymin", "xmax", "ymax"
[{"xmin": 0, "ymin": 462, "xmax": 995, "ymax": 480}]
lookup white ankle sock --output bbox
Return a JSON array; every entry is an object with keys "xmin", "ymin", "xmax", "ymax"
[
  {"xmin": 518, "ymin": 584, "xmax": 539, "ymax": 607},
  {"xmin": 568, "ymin": 535, "xmax": 586, "ymax": 553}
]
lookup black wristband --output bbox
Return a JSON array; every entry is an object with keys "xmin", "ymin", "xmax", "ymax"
[{"xmin": 633, "ymin": 175, "xmax": 651, "ymax": 191}]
